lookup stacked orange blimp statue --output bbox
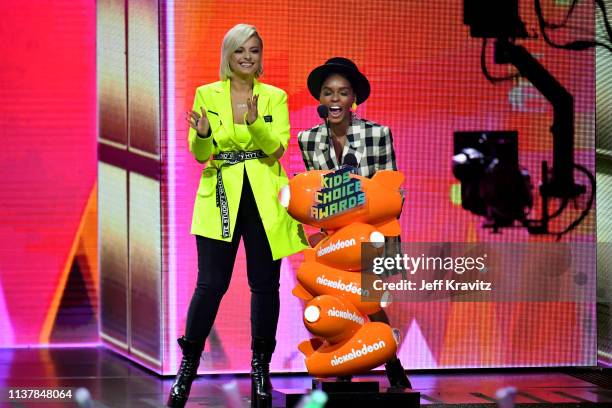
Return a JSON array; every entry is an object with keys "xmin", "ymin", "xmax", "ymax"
[{"xmin": 280, "ymin": 166, "xmax": 405, "ymax": 378}]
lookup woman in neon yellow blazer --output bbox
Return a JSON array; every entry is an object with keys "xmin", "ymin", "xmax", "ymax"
[{"xmin": 167, "ymin": 24, "xmax": 307, "ymax": 408}]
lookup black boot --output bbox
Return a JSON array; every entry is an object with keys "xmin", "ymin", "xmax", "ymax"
[
  {"xmin": 167, "ymin": 336, "xmax": 205, "ymax": 407},
  {"xmin": 251, "ymin": 338, "xmax": 276, "ymax": 408},
  {"xmin": 385, "ymin": 357, "xmax": 412, "ymax": 389}
]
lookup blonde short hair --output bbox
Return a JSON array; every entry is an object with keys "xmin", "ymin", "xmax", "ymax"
[{"xmin": 219, "ymin": 24, "xmax": 263, "ymax": 80}]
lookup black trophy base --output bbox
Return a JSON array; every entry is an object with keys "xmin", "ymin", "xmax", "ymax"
[
  {"xmin": 312, "ymin": 377, "xmax": 380, "ymax": 393},
  {"xmin": 272, "ymin": 378, "xmax": 420, "ymax": 408}
]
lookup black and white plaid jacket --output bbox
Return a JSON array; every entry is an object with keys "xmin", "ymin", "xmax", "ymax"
[{"xmin": 297, "ymin": 118, "xmax": 397, "ymax": 178}]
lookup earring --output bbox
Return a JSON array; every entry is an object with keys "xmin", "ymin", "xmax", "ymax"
[{"xmin": 351, "ymin": 101, "xmax": 357, "ymax": 112}]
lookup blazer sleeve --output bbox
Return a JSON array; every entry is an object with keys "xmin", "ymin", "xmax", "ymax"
[
  {"xmin": 247, "ymin": 90, "xmax": 290, "ymax": 155},
  {"xmin": 377, "ymin": 126, "xmax": 398, "ymax": 171},
  {"xmin": 297, "ymin": 130, "xmax": 315, "ymax": 171},
  {"xmin": 188, "ymin": 88, "xmax": 215, "ymax": 163}
]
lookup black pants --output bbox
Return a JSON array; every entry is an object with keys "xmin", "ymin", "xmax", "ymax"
[{"xmin": 185, "ymin": 171, "xmax": 281, "ymax": 345}]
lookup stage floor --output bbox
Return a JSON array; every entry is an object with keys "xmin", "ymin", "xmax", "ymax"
[{"xmin": 0, "ymin": 347, "xmax": 610, "ymax": 407}]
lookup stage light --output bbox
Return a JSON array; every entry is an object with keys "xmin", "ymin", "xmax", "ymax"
[
  {"xmin": 452, "ymin": 131, "xmax": 533, "ymax": 231},
  {"xmin": 464, "ymin": 0, "xmax": 527, "ymax": 39}
]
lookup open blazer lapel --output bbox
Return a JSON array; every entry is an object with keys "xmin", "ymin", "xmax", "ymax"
[
  {"xmin": 313, "ymin": 118, "xmax": 365, "ymax": 170},
  {"xmin": 345, "ymin": 119, "xmax": 365, "ymax": 169},
  {"xmin": 315, "ymin": 125, "xmax": 337, "ymax": 170},
  {"xmin": 210, "ymin": 81, "xmax": 235, "ymax": 143}
]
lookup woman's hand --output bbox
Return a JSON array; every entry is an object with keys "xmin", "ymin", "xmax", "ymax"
[
  {"xmin": 246, "ymin": 94, "xmax": 259, "ymax": 125},
  {"xmin": 187, "ymin": 107, "xmax": 210, "ymax": 137},
  {"xmin": 245, "ymin": 93, "xmax": 285, "ymax": 159}
]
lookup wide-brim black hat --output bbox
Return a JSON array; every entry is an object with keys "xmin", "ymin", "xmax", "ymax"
[{"xmin": 307, "ymin": 57, "xmax": 371, "ymax": 105}]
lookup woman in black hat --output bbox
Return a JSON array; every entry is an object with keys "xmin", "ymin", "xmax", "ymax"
[
  {"xmin": 298, "ymin": 57, "xmax": 396, "ymax": 175},
  {"xmin": 297, "ymin": 57, "xmax": 412, "ymax": 389}
]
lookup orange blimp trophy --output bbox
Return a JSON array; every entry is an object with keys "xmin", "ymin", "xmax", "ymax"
[{"xmin": 280, "ymin": 167, "xmax": 405, "ymax": 379}]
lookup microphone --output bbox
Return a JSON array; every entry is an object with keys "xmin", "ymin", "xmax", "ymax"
[
  {"xmin": 318, "ymin": 105, "xmax": 334, "ymax": 159},
  {"xmin": 317, "ymin": 104, "xmax": 329, "ymax": 119},
  {"xmin": 343, "ymin": 153, "xmax": 358, "ymax": 168}
]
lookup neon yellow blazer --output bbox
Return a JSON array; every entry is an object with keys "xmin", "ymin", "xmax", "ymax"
[{"xmin": 188, "ymin": 79, "xmax": 308, "ymax": 260}]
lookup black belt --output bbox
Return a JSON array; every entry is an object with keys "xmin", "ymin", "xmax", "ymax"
[{"xmin": 212, "ymin": 150, "xmax": 267, "ymax": 237}]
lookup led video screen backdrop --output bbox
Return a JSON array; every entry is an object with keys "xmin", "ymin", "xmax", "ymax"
[
  {"xmin": 596, "ymin": 5, "xmax": 612, "ymax": 367},
  {"xmin": 158, "ymin": 0, "xmax": 596, "ymax": 373},
  {"xmin": 0, "ymin": 0, "xmax": 599, "ymax": 373},
  {"xmin": 0, "ymin": 1, "xmax": 97, "ymax": 347}
]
